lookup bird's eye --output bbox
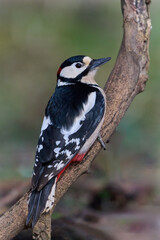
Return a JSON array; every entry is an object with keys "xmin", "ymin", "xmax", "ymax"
[{"xmin": 75, "ymin": 63, "xmax": 82, "ymax": 68}]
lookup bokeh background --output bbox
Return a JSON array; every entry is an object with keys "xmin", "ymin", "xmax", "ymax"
[{"xmin": 0, "ymin": 0, "xmax": 160, "ymax": 239}]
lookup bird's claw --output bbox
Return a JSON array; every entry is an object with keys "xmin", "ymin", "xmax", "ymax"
[{"xmin": 98, "ymin": 134, "xmax": 106, "ymax": 150}]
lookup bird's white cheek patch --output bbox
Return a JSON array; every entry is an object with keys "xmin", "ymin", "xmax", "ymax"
[{"xmin": 60, "ymin": 65, "xmax": 87, "ymax": 79}]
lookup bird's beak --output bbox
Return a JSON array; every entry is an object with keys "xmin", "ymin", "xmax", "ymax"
[{"xmin": 90, "ymin": 57, "xmax": 111, "ymax": 70}]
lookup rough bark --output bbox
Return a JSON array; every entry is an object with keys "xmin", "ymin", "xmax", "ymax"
[{"xmin": 0, "ymin": 0, "xmax": 151, "ymax": 239}]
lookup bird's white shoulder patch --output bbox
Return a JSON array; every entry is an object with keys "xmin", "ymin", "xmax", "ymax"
[
  {"xmin": 83, "ymin": 91, "xmax": 96, "ymax": 114},
  {"xmin": 61, "ymin": 91, "xmax": 96, "ymax": 136},
  {"xmin": 40, "ymin": 116, "xmax": 52, "ymax": 137}
]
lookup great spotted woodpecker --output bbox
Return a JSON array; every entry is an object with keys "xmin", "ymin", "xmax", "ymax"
[{"xmin": 26, "ymin": 55, "xmax": 111, "ymax": 227}]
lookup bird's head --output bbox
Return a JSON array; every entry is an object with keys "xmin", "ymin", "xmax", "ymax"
[{"xmin": 57, "ymin": 55, "xmax": 111, "ymax": 86}]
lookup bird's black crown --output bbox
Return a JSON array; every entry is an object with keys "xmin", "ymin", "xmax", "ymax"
[{"xmin": 60, "ymin": 55, "xmax": 86, "ymax": 69}]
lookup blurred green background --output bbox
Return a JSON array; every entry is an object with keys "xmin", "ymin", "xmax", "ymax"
[{"xmin": 0, "ymin": 0, "xmax": 159, "ymax": 195}]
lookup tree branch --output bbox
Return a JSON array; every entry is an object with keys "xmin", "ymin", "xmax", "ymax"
[{"xmin": 0, "ymin": 0, "xmax": 151, "ymax": 239}]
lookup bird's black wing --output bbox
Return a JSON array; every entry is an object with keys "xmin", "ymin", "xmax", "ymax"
[{"xmin": 32, "ymin": 89, "xmax": 105, "ymax": 191}]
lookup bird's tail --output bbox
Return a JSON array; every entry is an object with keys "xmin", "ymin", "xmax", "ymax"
[{"xmin": 26, "ymin": 177, "xmax": 56, "ymax": 228}]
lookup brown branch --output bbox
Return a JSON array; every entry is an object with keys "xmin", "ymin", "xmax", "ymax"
[
  {"xmin": 0, "ymin": 0, "xmax": 151, "ymax": 239},
  {"xmin": 0, "ymin": 180, "xmax": 30, "ymax": 210}
]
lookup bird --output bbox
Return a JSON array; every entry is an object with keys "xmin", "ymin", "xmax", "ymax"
[{"xmin": 26, "ymin": 55, "xmax": 111, "ymax": 227}]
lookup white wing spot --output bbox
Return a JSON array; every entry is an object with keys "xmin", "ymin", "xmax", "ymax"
[
  {"xmin": 63, "ymin": 135, "xmax": 80, "ymax": 147},
  {"xmin": 37, "ymin": 144, "xmax": 43, "ymax": 152},
  {"xmin": 42, "ymin": 137, "xmax": 44, "ymax": 142},
  {"xmin": 44, "ymin": 174, "xmax": 48, "ymax": 177},
  {"xmin": 55, "ymin": 161, "xmax": 65, "ymax": 170},
  {"xmin": 54, "ymin": 147, "xmax": 61, "ymax": 157},
  {"xmin": 75, "ymin": 145, "xmax": 80, "ymax": 150},
  {"xmin": 59, "ymin": 63, "xmax": 87, "ymax": 79},
  {"xmin": 56, "ymin": 141, "xmax": 61, "ymax": 146},
  {"xmin": 61, "ymin": 149, "xmax": 72, "ymax": 159},
  {"xmin": 48, "ymin": 172, "xmax": 54, "ymax": 180},
  {"xmin": 34, "ymin": 163, "xmax": 37, "ymax": 167},
  {"xmin": 48, "ymin": 165, "xmax": 53, "ymax": 168}
]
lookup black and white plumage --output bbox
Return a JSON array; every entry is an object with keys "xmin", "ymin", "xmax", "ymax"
[{"xmin": 26, "ymin": 55, "xmax": 111, "ymax": 227}]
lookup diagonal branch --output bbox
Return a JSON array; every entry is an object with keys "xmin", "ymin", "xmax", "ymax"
[{"xmin": 0, "ymin": 1, "xmax": 151, "ymax": 240}]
